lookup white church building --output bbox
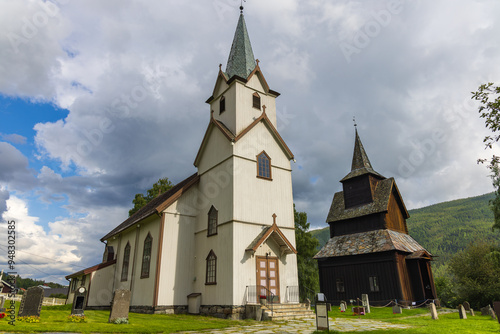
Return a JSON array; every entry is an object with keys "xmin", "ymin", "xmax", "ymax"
[{"xmin": 66, "ymin": 10, "xmax": 303, "ymax": 319}]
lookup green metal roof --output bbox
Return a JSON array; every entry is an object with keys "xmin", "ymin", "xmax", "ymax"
[{"xmin": 225, "ymin": 13, "xmax": 256, "ymax": 79}]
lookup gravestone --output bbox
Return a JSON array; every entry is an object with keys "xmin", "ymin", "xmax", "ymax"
[
  {"xmin": 493, "ymin": 302, "xmax": 500, "ymax": 324},
  {"xmin": 392, "ymin": 305, "xmax": 402, "ymax": 314},
  {"xmin": 109, "ymin": 289, "xmax": 131, "ymax": 323},
  {"xmin": 489, "ymin": 306, "xmax": 497, "ymax": 321},
  {"xmin": 18, "ymin": 286, "xmax": 44, "ymax": 317},
  {"xmin": 353, "ymin": 306, "xmax": 365, "ymax": 315},
  {"xmin": 458, "ymin": 304, "xmax": 467, "ymax": 319},
  {"xmin": 469, "ymin": 308, "xmax": 475, "ymax": 317},
  {"xmin": 0, "ymin": 296, "xmax": 4, "ymax": 308},
  {"xmin": 71, "ymin": 286, "xmax": 87, "ymax": 315},
  {"xmin": 361, "ymin": 294, "xmax": 370, "ymax": 313},
  {"xmin": 340, "ymin": 301, "xmax": 347, "ymax": 312},
  {"xmin": 463, "ymin": 301, "xmax": 470, "ymax": 311},
  {"xmin": 429, "ymin": 303, "xmax": 438, "ymax": 320},
  {"xmin": 481, "ymin": 305, "xmax": 492, "ymax": 316}
]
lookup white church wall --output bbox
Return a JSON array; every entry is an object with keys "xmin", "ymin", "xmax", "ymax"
[
  {"xmin": 197, "ymin": 124, "xmax": 233, "ymax": 175},
  {"xmin": 234, "ymin": 82, "xmax": 276, "ymax": 135},
  {"xmin": 212, "ymin": 83, "xmax": 237, "ymax": 136},
  {"xmin": 129, "ymin": 215, "xmax": 161, "ymax": 307},
  {"xmin": 245, "ymin": 74, "xmax": 277, "ymax": 127},
  {"xmin": 156, "ymin": 186, "xmax": 198, "ymax": 306},
  {"xmin": 87, "ymin": 265, "xmax": 115, "ymax": 307}
]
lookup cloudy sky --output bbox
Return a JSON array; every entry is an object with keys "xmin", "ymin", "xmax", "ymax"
[{"xmin": 1, "ymin": 0, "xmax": 500, "ymax": 284}]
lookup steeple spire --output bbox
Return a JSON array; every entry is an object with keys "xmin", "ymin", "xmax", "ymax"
[
  {"xmin": 341, "ymin": 129, "xmax": 385, "ymax": 182},
  {"xmin": 351, "ymin": 129, "xmax": 373, "ymax": 171},
  {"xmin": 225, "ymin": 12, "xmax": 256, "ymax": 79}
]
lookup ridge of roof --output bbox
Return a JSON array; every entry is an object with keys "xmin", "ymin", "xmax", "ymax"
[
  {"xmin": 100, "ymin": 173, "xmax": 199, "ymax": 242},
  {"xmin": 225, "ymin": 13, "xmax": 256, "ymax": 79},
  {"xmin": 65, "ymin": 259, "xmax": 116, "ymax": 279},
  {"xmin": 245, "ymin": 222, "xmax": 297, "ymax": 255}
]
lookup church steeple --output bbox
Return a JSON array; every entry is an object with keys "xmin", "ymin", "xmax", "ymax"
[
  {"xmin": 341, "ymin": 129, "xmax": 385, "ymax": 182},
  {"xmin": 225, "ymin": 12, "xmax": 256, "ymax": 79}
]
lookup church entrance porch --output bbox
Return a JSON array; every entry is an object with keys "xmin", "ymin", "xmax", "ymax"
[{"xmin": 256, "ymin": 256, "xmax": 280, "ymax": 303}]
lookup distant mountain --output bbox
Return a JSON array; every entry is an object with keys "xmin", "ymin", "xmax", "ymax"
[{"xmin": 309, "ymin": 192, "xmax": 499, "ymax": 268}]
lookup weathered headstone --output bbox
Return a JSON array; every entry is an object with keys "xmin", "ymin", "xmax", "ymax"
[
  {"xmin": 429, "ymin": 303, "xmax": 438, "ymax": 320},
  {"xmin": 353, "ymin": 306, "xmax": 365, "ymax": 315},
  {"xmin": 481, "ymin": 305, "xmax": 492, "ymax": 316},
  {"xmin": 18, "ymin": 286, "xmax": 44, "ymax": 317},
  {"xmin": 361, "ymin": 294, "xmax": 370, "ymax": 313},
  {"xmin": 490, "ymin": 306, "xmax": 497, "ymax": 321},
  {"xmin": 71, "ymin": 286, "xmax": 87, "ymax": 315},
  {"xmin": 469, "ymin": 308, "xmax": 475, "ymax": 317},
  {"xmin": 392, "ymin": 305, "xmax": 402, "ymax": 314},
  {"xmin": 109, "ymin": 289, "xmax": 131, "ymax": 323},
  {"xmin": 493, "ymin": 302, "xmax": 500, "ymax": 324},
  {"xmin": 340, "ymin": 301, "xmax": 347, "ymax": 312},
  {"xmin": 463, "ymin": 301, "xmax": 470, "ymax": 311},
  {"xmin": 458, "ymin": 304, "xmax": 467, "ymax": 319},
  {"xmin": 0, "ymin": 296, "xmax": 4, "ymax": 308}
]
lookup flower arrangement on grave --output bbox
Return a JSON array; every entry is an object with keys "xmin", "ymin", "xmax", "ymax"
[
  {"xmin": 68, "ymin": 314, "xmax": 87, "ymax": 323},
  {"xmin": 113, "ymin": 317, "xmax": 129, "ymax": 324},
  {"xmin": 0, "ymin": 312, "xmax": 6, "ymax": 319},
  {"xmin": 17, "ymin": 316, "xmax": 40, "ymax": 323}
]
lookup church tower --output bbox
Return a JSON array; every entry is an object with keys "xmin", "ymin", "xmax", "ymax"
[{"xmin": 315, "ymin": 130, "xmax": 437, "ymax": 305}]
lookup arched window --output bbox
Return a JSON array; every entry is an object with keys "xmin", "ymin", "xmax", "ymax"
[
  {"xmin": 219, "ymin": 96, "xmax": 225, "ymax": 114},
  {"xmin": 257, "ymin": 151, "xmax": 272, "ymax": 180},
  {"xmin": 121, "ymin": 242, "xmax": 131, "ymax": 282},
  {"xmin": 141, "ymin": 233, "xmax": 152, "ymax": 278},
  {"xmin": 253, "ymin": 92, "xmax": 261, "ymax": 109},
  {"xmin": 205, "ymin": 250, "xmax": 217, "ymax": 285},
  {"xmin": 207, "ymin": 206, "xmax": 218, "ymax": 236}
]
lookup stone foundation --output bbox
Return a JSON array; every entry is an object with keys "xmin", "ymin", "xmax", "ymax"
[
  {"xmin": 199, "ymin": 305, "xmax": 246, "ymax": 320},
  {"xmin": 129, "ymin": 305, "xmax": 188, "ymax": 314}
]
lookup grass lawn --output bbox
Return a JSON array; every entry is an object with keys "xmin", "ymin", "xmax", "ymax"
[
  {"xmin": 313, "ymin": 305, "xmax": 500, "ymax": 334},
  {"xmin": 0, "ymin": 302, "xmax": 255, "ymax": 333}
]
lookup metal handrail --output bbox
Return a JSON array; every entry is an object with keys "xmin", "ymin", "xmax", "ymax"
[
  {"xmin": 245, "ymin": 285, "xmax": 275, "ymax": 317},
  {"xmin": 300, "ymin": 285, "xmax": 317, "ymax": 306}
]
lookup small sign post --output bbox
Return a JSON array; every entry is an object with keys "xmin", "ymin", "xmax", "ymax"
[{"xmin": 315, "ymin": 293, "xmax": 329, "ymax": 332}]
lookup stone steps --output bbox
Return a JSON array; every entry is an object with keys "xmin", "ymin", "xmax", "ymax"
[{"xmin": 261, "ymin": 303, "xmax": 315, "ymax": 321}]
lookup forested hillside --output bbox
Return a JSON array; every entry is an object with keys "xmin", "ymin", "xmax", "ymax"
[{"xmin": 310, "ymin": 192, "xmax": 500, "ymax": 268}]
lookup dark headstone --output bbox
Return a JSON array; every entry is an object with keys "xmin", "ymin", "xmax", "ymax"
[
  {"xmin": 429, "ymin": 303, "xmax": 438, "ymax": 320},
  {"xmin": 493, "ymin": 302, "xmax": 500, "ymax": 324},
  {"xmin": 458, "ymin": 304, "xmax": 467, "ymax": 319},
  {"xmin": 463, "ymin": 301, "xmax": 470, "ymax": 311},
  {"xmin": 392, "ymin": 305, "xmax": 402, "ymax": 314},
  {"xmin": 109, "ymin": 289, "xmax": 131, "ymax": 323},
  {"xmin": 71, "ymin": 286, "xmax": 87, "ymax": 315},
  {"xmin": 481, "ymin": 305, "xmax": 492, "ymax": 316},
  {"xmin": 353, "ymin": 306, "xmax": 365, "ymax": 315},
  {"xmin": 18, "ymin": 286, "xmax": 44, "ymax": 317}
]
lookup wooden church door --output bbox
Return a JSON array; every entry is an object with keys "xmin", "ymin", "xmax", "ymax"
[{"xmin": 257, "ymin": 256, "xmax": 280, "ymax": 303}]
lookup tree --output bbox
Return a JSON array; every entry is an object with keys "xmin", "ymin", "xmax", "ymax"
[
  {"xmin": 449, "ymin": 241, "xmax": 500, "ymax": 309},
  {"xmin": 129, "ymin": 177, "xmax": 174, "ymax": 216},
  {"xmin": 294, "ymin": 204, "xmax": 320, "ymax": 302},
  {"xmin": 472, "ymin": 82, "xmax": 500, "ymax": 230}
]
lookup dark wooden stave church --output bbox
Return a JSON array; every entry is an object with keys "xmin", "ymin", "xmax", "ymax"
[{"xmin": 315, "ymin": 130, "xmax": 437, "ymax": 305}]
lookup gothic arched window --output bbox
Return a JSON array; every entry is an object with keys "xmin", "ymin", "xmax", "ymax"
[
  {"xmin": 206, "ymin": 250, "xmax": 217, "ymax": 285},
  {"xmin": 207, "ymin": 206, "xmax": 218, "ymax": 236},
  {"xmin": 121, "ymin": 242, "xmax": 131, "ymax": 281},
  {"xmin": 257, "ymin": 151, "xmax": 272, "ymax": 180},
  {"xmin": 141, "ymin": 233, "xmax": 152, "ymax": 278}
]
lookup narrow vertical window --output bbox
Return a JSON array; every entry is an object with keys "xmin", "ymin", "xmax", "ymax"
[
  {"xmin": 369, "ymin": 276, "xmax": 379, "ymax": 292},
  {"xmin": 205, "ymin": 250, "xmax": 217, "ymax": 285},
  {"xmin": 253, "ymin": 92, "xmax": 261, "ymax": 109},
  {"xmin": 81, "ymin": 275, "xmax": 86, "ymax": 287},
  {"xmin": 257, "ymin": 151, "xmax": 272, "ymax": 180},
  {"xmin": 71, "ymin": 278, "xmax": 77, "ymax": 291},
  {"xmin": 336, "ymin": 278, "xmax": 345, "ymax": 293},
  {"xmin": 219, "ymin": 96, "xmax": 225, "ymax": 114},
  {"xmin": 207, "ymin": 206, "xmax": 218, "ymax": 236},
  {"xmin": 141, "ymin": 233, "xmax": 152, "ymax": 278},
  {"xmin": 121, "ymin": 242, "xmax": 131, "ymax": 281}
]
